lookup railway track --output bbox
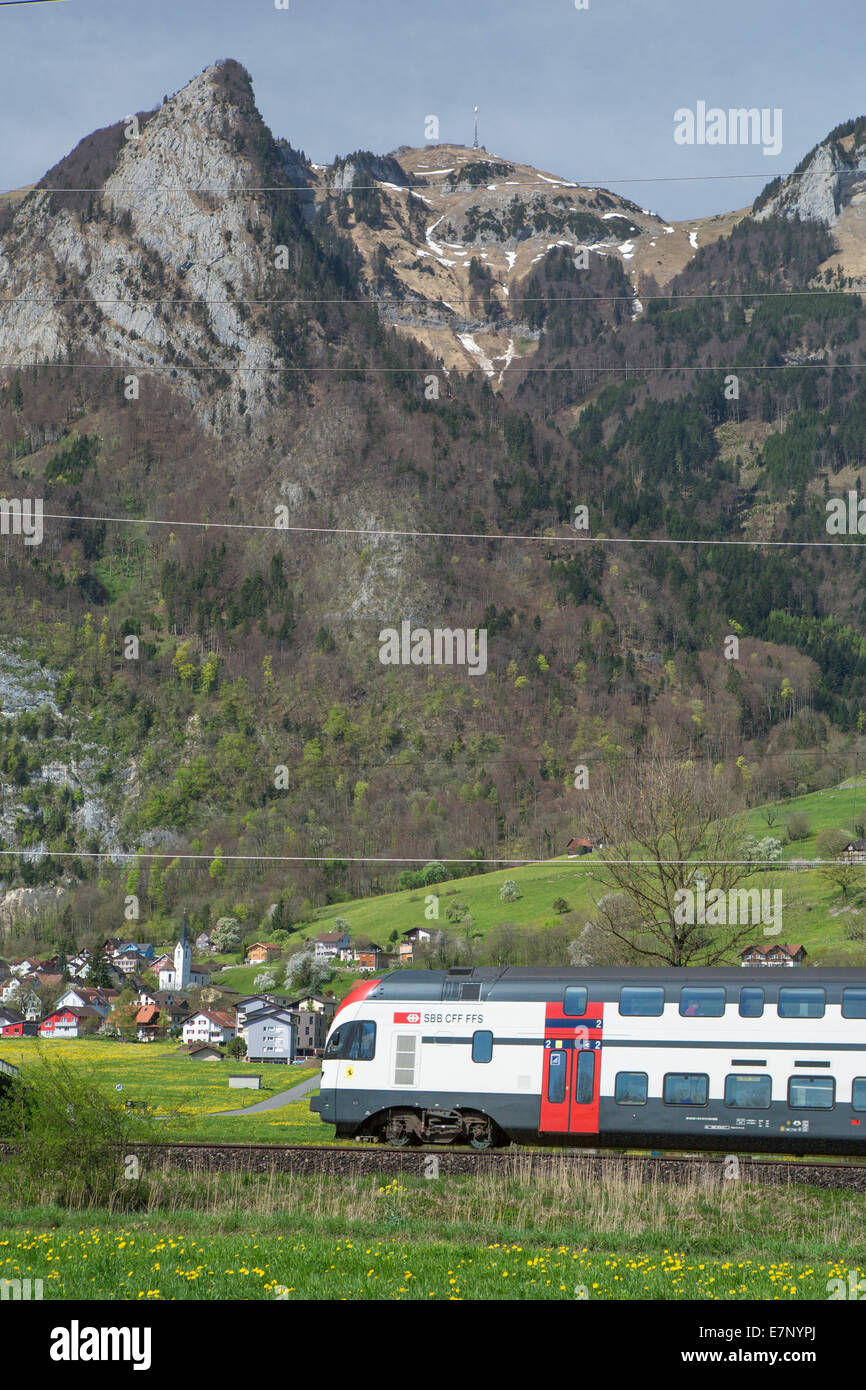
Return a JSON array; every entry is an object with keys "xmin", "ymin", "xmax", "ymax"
[{"xmin": 131, "ymin": 1142, "xmax": 866, "ymax": 1191}]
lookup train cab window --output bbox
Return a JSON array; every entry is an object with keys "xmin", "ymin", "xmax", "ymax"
[
  {"xmin": 346, "ymin": 1021, "xmax": 376, "ymax": 1061},
  {"xmin": 615, "ymin": 1071, "xmax": 648, "ymax": 1104},
  {"xmin": 471, "ymin": 1030, "xmax": 493, "ymax": 1064},
  {"xmin": 663, "ymin": 1073, "xmax": 709, "ymax": 1106},
  {"xmin": 778, "ymin": 988, "xmax": 825, "ymax": 1019},
  {"xmin": 724, "ymin": 1074, "xmax": 772, "ymax": 1109},
  {"xmin": 326, "ymin": 1021, "xmax": 376, "ymax": 1060},
  {"xmin": 680, "ymin": 987, "xmax": 725, "ymax": 1018},
  {"xmin": 852, "ymin": 1078, "xmax": 866, "ymax": 1112},
  {"xmin": 788, "ymin": 1075, "xmax": 835, "ymax": 1110},
  {"xmin": 563, "ymin": 986, "xmax": 587, "ymax": 1017},
  {"xmin": 324, "ymin": 1026, "xmax": 347, "ymax": 1059},
  {"xmin": 739, "ymin": 987, "xmax": 764, "ymax": 1018},
  {"xmin": 842, "ymin": 989, "xmax": 866, "ymax": 1019},
  {"xmin": 547, "ymin": 1049, "xmax": 567, "ymax": 1104},
  {"xmin": 619, "ymin": 987, "xmax": 664, "ymax": 1017}
]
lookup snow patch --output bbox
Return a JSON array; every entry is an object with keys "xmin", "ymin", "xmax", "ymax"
[
  {"xmin": 457, "ymin": 332, "xmax": 496, "ymax": 377},
  {"xmin": 689, "ymin": 230, "xmax": 699, "ymax": 249},
  {"xmin": 505, "ymin": 250, "xmax": 517, "ymax": 270}
]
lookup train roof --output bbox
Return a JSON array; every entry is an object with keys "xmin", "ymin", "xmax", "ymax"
[{"xmin": 363, "ymin": 966, "xmax": 866, "ymax": 1004}]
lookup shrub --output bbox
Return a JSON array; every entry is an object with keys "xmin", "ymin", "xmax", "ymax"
[
  {"xmin": 499, "ymin": 880, "xmax": 522, "ymax": 902},
  {"xmin": 0, "ymin": 1057, "xmax": 152, "ymax": 1209},
  {"xmin": 785, "ymin": 813, "xmax": 812, "ymax": 841},
  {"xmin": 552, "ymin": 898, "xmax": 571, "ymax": 914}
]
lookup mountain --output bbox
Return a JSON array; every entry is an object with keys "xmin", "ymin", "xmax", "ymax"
[{"xmin": 2, "ymin": 59, "xmax": 866, "ymax": 958}]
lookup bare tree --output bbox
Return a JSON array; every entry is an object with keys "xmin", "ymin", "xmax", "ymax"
[{"xmin": 588, "ymin": 751, "xmax": 761, "ymax": 966}]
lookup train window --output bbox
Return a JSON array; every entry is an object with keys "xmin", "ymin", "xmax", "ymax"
[
  {"xmin": 680, "ymin": 987, "xmax": 725, "ymax": 1018},
  {"xmin": 563, "ymin": 986, "xmax": 587, "ymax": 1017},
  {"xmin": 852, "ymin": 1079, "xmax": 866, "ymax": 1112},
  {"xmin": 575, "ymin": 1050, "xmax": 595, "ymax": 1104},
  {"xmin": 547, "ymin": 1049, "xmax": 567, "ymax": 1104},
  {"xmin": 842, "ymin": 989, "xmax": 866, "ymax": 1019},
  {"xmin": 663, "ymin": 1073, "xmax": 709, "ymax": 1106},
  {"xmin": 471, "ymin": 1030, "xmax": 493, "ymax": 1063},
  {"xmin": 619, "ymin": 987, "xmax": 664, "ymax": 1017},
  {"xmin": 787, "ymin": 1075, "xmax": 835, "ymax": 1110},
  {"xmin": 778, "ymin": 988, "xmax": 825, "ymax": 1019},
  {"xmin": 346, "ymin": 1021, "xmax": 376, "ymax": 1061},
  {"xmin": 324, "ymin": 1025, "xmax": 346, "ymax": 1059},
  {"xmin": 724, "ymin": 1074, "xmax": 772, "ymax": 1109},
  {"xmin": 739, "ymin": 988, "xmax": 764, "ymax": 1018},
  {"xmin": 615, "ymin": 1071, "xmax": 648, "ymax": 1104}
]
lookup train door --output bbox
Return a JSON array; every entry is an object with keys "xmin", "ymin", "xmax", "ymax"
[{"xmin": 539, "ymin": 1001, "xmax": 604, "ymax": 1135}]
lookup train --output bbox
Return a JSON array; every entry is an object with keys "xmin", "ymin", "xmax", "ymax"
[{"xmin": 309, "ymin": 965, "xmax": 866, "ymax": 1154}]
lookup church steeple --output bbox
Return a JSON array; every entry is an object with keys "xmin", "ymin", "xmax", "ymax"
[{"xmin": 173, "ymin": 913, "xmax": 191, "ymax": 989}]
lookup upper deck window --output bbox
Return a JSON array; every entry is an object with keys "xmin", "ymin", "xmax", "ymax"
[{"xmin": 619, "ymin": 987, "xmax": 664, "ymax": 1017}]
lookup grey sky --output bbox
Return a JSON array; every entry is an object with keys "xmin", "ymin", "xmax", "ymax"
[{"xmin": 1, "ymin": 0, "xmax": 863, "ymax": 220}]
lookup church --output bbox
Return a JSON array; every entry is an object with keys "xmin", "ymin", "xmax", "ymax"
[{"xmin": 158, "ymin": 917, "xmax": 208, "ymax": 990}]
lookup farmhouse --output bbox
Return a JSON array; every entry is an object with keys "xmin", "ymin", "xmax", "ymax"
[
  {"xmin": 246, "ymin": 942, "xmax": 282, "ymax": 965},
  {"xmin": 739, "ymin": 943, "xmax": 808, "ymax": 968},
  {"xmin": 313, "ymin": 931, "xmax": 350, "ymax": 961}
]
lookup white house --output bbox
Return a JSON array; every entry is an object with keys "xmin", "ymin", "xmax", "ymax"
[
  {"xmin": 181, "ymin": 1010, "xmax": 236, "ymax": 1046},
  {"xmin": 53, "ymin": 986, "xmax": 115, "ymax": 1018},
  {"xmin": 313, "ymin": 931, "xmax": 350, "ymax": 961}
]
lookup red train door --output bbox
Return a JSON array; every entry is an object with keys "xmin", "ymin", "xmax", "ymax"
[{"xmin": 539, "ymin": 1002, "xmax": 603, "ymax": 1135}]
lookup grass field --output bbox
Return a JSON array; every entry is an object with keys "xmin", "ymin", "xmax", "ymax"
[
  {"xmin": 2, "ymin": 1161, "xmax": 863, "ymax": 1300},
  {"xmin": 0, "ymin": 1039, "xmax": 324, "ymax": 1143},
  {"xmin": 291, "ymin": 782, "xmax": 866, "ymax": 962}
]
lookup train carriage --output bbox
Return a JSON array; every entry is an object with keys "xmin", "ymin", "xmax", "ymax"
[{"xmin": 309, "ymin": 966, "xmax": 866, "ymax": 1154}]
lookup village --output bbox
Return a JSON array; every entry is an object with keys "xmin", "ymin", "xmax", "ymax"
[{"xmin": 0, "ymin": 920, "xmax": 439, "ymax": 1064}]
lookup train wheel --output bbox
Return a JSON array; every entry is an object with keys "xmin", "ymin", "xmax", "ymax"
[
  {"xmin": 384, "ymin": 1111, "xmax": 417, "ymax": 1147},
  {"xmin": 466, "ymin": 1114, "xmax": 496, "ymax": 1149}
]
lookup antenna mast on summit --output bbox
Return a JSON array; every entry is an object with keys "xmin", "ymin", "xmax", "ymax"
[{"xmin": 473, "ymin": 106, "xmax": 479, "ymax": 149}]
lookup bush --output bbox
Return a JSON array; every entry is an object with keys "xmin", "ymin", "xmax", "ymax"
[
  {"xmin": 552, "ymin": 898, "xmax": 571, "ymax": 913},
  {"xmin": 785, "ymin": 813, "xmax": 812, "ymax": 841},
  {"xmin": 499, "ymin": 880, "xmax": 522, "ymax": 902},
  {"xmin": 0, "ymin": 1057, "xmax": 152, "ymax": 1209},
  {"xmin": 225, "ymin": 1036, "xmax": 248, "ymax": 1058}
]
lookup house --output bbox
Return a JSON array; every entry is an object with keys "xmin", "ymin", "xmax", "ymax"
[
  {"xmin": 739, "ymin": 943, "xmax": 808, "ymax": 968},
  {"xmin": 246, "ymin": 1007, "xmax": 297, "ymax": 1064},
  {"xmin": 235, "ymin": 995, "xmax": 285, "ymax": 1036},
  {"xmin": 181, "ymin": 1010, "xmax": 236, "ymax": 1046},
  {"xmin": 0, "ymin": 1007, "xmax": 24, "ymax": 1029},
  {"xmin": 8, "ymin": 958, "xmax": 41, "ymax": 977},
  {"xmin": 67, "ymin": 948, "xmax": 92, "ymax": 978},
  {"xmin": 1, "ymin": 978, "xmax": 43, "ymax": 1019},
  {"xmin": 840, "ymin": 838, "xmax": 866, "ymax": 864},
  {"xmin": 114, "ymin": 949, "xmax": 149, "ymax": 975},
  {"xmin": 195, "ymin": 931, "xmax": 214, "ymax": 954},
  {"xmin": 567, "ymin": 837, "xmax": 595, "ymax": 857},
  {"xmin": 1, "ymin": 1019, "xmax": 38, "ymax": 1037},
  {"xmin": 313, "ymin": 931, "xmax": 350, "ymax": 961},
  {"xmin": 182, "ymin": 1042, "xmax": 223, "ymax": 1061},
  {"xmin": 357, "ymin": 944, "xmax": 387, "ymax": 972},
  {"xmin": 135, "ymin": 1005, "xmax": 164, "ymax": 1043},
  {"xmin": 54, "ymin": 986, "xmax": 116, "ymax": 1018},
  {"xmin": 295, "ymin": 1008, "xmax": 328, "ymax": 1056},
  {"xmin": 287, "ymin": 992, "xmax": 337, "ymax": 1020},
  {"xmin": 39, "ymin": 1006, "xmax": 101, "ymax": 1038},
  {"xmin": 151, "ymin": 953, "xmax": 174, "ymax": 975},
  {"xmin": 245, "ymin": 942, "xmax": 282, "ymax": 966}
]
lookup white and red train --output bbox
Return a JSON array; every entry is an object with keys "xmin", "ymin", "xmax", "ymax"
[{"xmin": 309, "ymin": 966, "xmax": 866, "ymax": 1153}]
